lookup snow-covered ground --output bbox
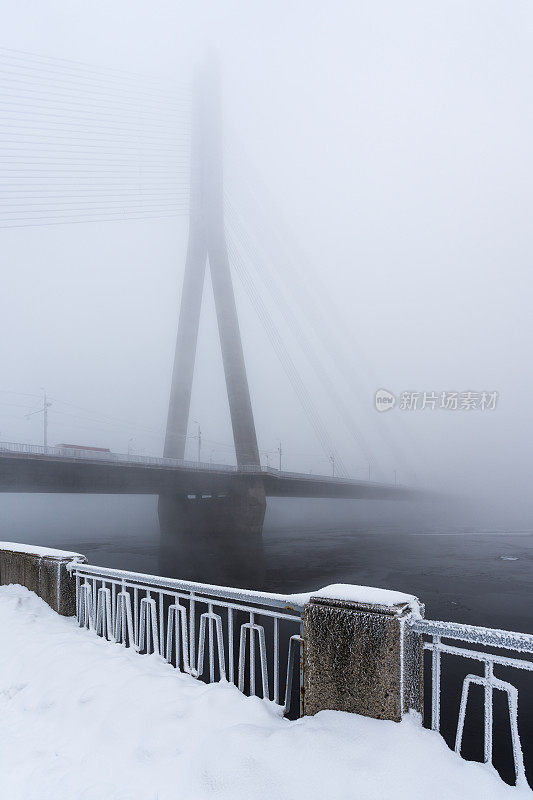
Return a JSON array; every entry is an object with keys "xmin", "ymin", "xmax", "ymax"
[{"xmin": 0, "ymin": 585, "xmax": 530, "ymax": 800}]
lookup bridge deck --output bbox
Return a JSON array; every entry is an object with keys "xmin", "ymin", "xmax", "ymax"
[{"xmin": 0, "ymin": 443, "xmax": 409, "ymax": 500}]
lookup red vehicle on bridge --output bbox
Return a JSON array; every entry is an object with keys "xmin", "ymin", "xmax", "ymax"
[{"xmin": 55, "ymin": 443, "xmax": 112, "ymax": 454}]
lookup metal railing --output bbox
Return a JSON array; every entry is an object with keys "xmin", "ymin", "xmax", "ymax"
[
  {"xmin": 0, "ymin": 440, "xmax": 389, "ymax": 486},
  {"xmin": 412, "ymin": 617, "xmax": 533, "ymax": 787},
  {"xmin": 69, "ymin": 561, "xmax": 304, "ymax": 714},
  {"xmin": 67, "ymin": 560, "xmax": 533, "ymax": 784}
]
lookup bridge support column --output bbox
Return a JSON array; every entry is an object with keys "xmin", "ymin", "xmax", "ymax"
[
  {"xmin": 161, "ymin": 57, "xmax": 265, "ymax": 585},
  {"xmin": 302, "ymin": 595, "xmax": 424, "ymax": 722},
  {"xmin": 158, "ymin": 481, "xmax": 266, "ymax": 589}
]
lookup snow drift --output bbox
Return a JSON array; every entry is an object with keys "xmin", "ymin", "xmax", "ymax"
[{"xmin": 0, "ymin": 584, "xmax": 529, "ymax": 800}]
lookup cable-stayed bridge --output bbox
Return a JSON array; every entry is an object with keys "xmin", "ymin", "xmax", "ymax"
[{"xmin": 0, "ymin": 50, "xmax": 415, "ymax": 584}]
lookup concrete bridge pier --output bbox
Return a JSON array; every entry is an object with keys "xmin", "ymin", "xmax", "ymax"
[{"xmin": 157, "ymin": 480, "xmax": 266, "ymax": 589}]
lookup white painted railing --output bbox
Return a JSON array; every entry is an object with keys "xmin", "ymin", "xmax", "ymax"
[
  {"xmin": 66, "ymin": 560, "xmax": 533, "ymax": 784},
  {"xmin": 412, "ymin": 617, "xmax": 533, "ymax": 787},
  {"xmin": 69, "ymin": 561, "xmax": 304, "ymax": 715}
]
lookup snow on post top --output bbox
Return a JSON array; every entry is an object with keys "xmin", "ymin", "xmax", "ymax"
[
  {"xmin": 288, "ymin": 583, "xmax": 421, "ymax": 615},
  {"xmin": 0, "ymin": 541, "xmax": 86, "ymax": 561}
]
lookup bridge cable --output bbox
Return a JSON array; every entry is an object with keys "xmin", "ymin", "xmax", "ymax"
[
  {"xmin": 0, "ymin": 49, "xmax": 192, "ymax": 228},
  {"xmin": 226, "ymin": 195, "xmax": 380, "ymax": 477},
  {"xmin": 227, "ymin": 232, "xmax": 350, "ymax": 478},
  {"xmin": 225, "ymin": 143, "xmax": 418, "ymax": 482}
]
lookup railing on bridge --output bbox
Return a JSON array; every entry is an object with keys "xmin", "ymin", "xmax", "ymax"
[
  {"xmin": 0, "ymin": 440, "xmax": 389, "ymax": 486},
  {"xmin": 68, "ymin": 559, "xmax": 533, "ymax": 787},
  {"xmin": 0, "ymin": 440, "xmax": 238, "ymax": 474}
]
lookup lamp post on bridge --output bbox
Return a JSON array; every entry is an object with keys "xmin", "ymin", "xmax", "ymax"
[
  {"xmin": 330, "ymin": 454, "xmax": 336, "ymax": 477},
  {"xmin": 25, "ymin": 389, "xmax": 52, "ymax": 448},
  {"xmin": 193, "ymin": 420, "xmax": 202, "ymax": 463}
]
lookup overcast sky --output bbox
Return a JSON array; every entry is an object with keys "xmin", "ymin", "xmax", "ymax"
[{"xmin": 1, "ymin": 1, "xmax": 532, "ymax": 513}]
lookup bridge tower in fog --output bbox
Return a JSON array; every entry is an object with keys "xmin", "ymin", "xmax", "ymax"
[
  {"xmin": 164, "ymin": 56, "xmax": 260, "ymax": 470},
  {"xmin": 159, "ymin": 57, "xmax": 266, "ymax": 585}
]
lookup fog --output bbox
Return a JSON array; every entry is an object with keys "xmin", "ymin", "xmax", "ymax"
[{"xmin": 1, "ymin": 0, "xmax": 533, "ymax": 526}]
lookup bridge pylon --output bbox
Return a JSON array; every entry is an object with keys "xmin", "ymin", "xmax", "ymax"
[{"xmin": 159, "ymin": 56, "xmax": 266, "ymax": 587}]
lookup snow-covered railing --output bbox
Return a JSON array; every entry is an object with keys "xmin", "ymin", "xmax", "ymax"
[
  {"xmin": 69, "ymin": 562, "xmax": 305, "ymax": 715},
  {"xmin": 413, "ymin": 617, "xmax": 533, "ymax": 787},
  {"xmin": 60, "ymin": 555, "xmax": 533, "ymax": 786},
  {"xmin": 3, "ymin": 538, "xmax": 530, "ymax": 787}
]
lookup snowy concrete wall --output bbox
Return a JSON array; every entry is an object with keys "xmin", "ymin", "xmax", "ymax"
[
  {"xmin": 0, "ymin": 542, "xmax": 86, "ymax": 616},
  {"xmin": 303, "ymin": 595, "xmax": 423, "ymax": 722}
]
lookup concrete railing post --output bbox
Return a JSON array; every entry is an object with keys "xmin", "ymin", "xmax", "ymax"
[
  {"xmin": 0, "ymin": 542, "xmax": 87, "ymax": 616},
  {"xmin": 303, "ymin": 595, "xmax": 424, "ymax": 722}
]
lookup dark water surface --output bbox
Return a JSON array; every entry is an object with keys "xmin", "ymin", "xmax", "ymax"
[
  {"xmin": 1, "ymin": 494, "xmax": 532, "ymax": 784},
  {"xmin": 1, "ymin": 494, "xmax": 529, "ymax": 631}
]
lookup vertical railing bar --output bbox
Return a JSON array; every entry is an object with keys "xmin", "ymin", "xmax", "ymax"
[
  {"xmin": 238, "ymin": 624, "xmax": 247, "ymax": 692},
  {"xmin": 257, "ymin": 625, "xmax": 269, "ymax": 699},
  {"xmin": 273, "ymin": 616, "xmax": 279, "ymax": 704},
  {"xmin": 208, "ymin": 603, "xmax": 215, "ymax": 683},
  {"xmin": 173, "ymin": 594, "xmax": 180, "ymax": 667},
  {"xmin": 190, "ymin": 592, "xmax": 196, "ymax": 672},
  {"xmin": 98, "ymin": 587, "xmax": 104, "ymax": 638},
  {"xmin": 455, "ymin": 677, "xmax": 472, "ymax": 755},
  {"xmin": 484, "ymin": 660, "xmax": 493, "ymax": 765},
  {"xmin": 166, "ymin": 603, "xmax": 174, "ymax": 664},
  {"xmin": 283, "ymin": 635, "xmax": 302, "ymax": 715},
  {"xmin": 196, "ymin": 614, "xmax": 206, "ymax": 678},
  {"xmin": 95, "ymin": 586, "xmax": 102, "ymax": 636},
  {"xmin": 250, "ymin": 611, "xmax": 256, "ymax": 696},
  {"xmin": 181, "ymin": 603, "xmax": 190, "ymax": 674},
  {"xmin": 228, "ymin": 607, "xmax": 234, "ymax": 684},
  {"xmin": 75, "ymin": 573, "xmax": 80, "ymax": 620},
  {"xmin": 431, "ymin": 636, "xmax": 441, "ymax": 731},
  {"xmin": 507, "ymin": 687, "xmax": 526, "ymax": 786},
  {"xmin": 146, "ymin": 590, "xmax": 151, "ymax": 654},
  {"xmin": 121, "ymin": 579, "xmax": 127, "ymax": 645},
  {"xmin": 111, "ymin": 582, "xmax": 116, "ymax": 632},
  {"xmin": 152, "ymin": 595, "xmax": 160, "ymax": 656},
  {"xmin": 106, "ymin": 586, "xmax": 113, "ymax": 641},
  {"xmin": 134, "ymin": 586, "xmax": 139, "ymax": 648},
  {"xmin": 159, "ymin": 591, "xmax": 164, "ymax": 657},
  {"xmin": 215, "ymin": 614, "xmax": 226, "ymax": 680}
]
